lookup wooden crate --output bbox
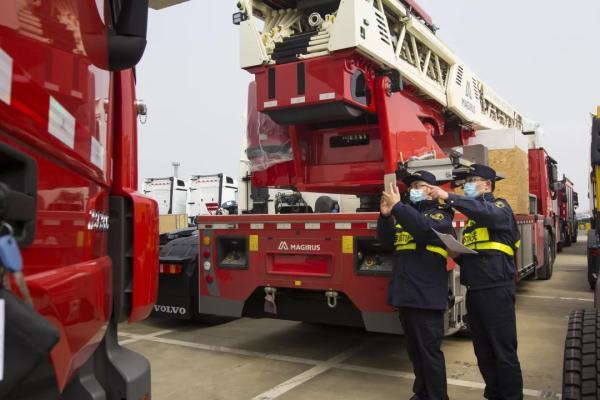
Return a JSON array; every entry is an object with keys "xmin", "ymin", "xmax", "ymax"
[
  {"xmin": 159, "ymin": 214, "xmax": 188, "ymax": 234},
  {"xmin": 488, "ymin": 148, "xmax": 530, "ymax": 215}
]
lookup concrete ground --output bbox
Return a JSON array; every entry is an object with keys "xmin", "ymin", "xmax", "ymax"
[{"xmin": 120, "ymin": 238, "xmax": 591, "ymax": 400}]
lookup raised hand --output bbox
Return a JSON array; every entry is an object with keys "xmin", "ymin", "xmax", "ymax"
[
  {"xmin": 381, "ymin": 183, "xmax": 401, "ymax": 216},
  {"xmin": 426, "ymin": 184, "xmax": 449, "ymax": 201},
  {"xmin": 380, "ymin": 196, "xmax": 393, "ymax": 216}
]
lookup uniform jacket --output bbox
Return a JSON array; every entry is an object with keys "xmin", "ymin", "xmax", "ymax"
[
  {"xmin": 377, "ymin": 199, "xmax": 454, "ymax": 310},
  {"xmin": 447, "ymin": 192, "xmax": 520, "ymax": 290}
]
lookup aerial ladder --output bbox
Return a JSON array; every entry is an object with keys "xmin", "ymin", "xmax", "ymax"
[
  {"xmin": 238, "ymin": 0, "xmax": 527, "ymax": 129},
  {"xmin": 231, "ymin": 0, "xmax": 542, "ymax": 201}
]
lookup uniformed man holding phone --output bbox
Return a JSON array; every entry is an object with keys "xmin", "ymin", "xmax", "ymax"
[
  {"xmin": 378, "ymin": 171, "xmax": 453, "ymax": 400},
  {"xmin": 428, "ymin": 164, "xmax": 523, "ymax": 400}
]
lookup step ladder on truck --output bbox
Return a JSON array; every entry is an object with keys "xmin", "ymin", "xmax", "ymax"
[{"xmin": 154, "ymin": 0, "xmax": 560, "ymax": 335}]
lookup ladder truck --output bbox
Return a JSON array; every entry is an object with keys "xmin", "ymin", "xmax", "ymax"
[
  {"xmin": 0, "ymin": 1, "xmax": 160, "ymax": 399},
  {"xmin": 157, "ymin": 0, "xmax": 558, "ymax": 334}
]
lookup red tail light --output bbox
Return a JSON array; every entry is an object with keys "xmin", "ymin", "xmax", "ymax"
[
  {"xmin": 159, "ymin": 263, "xmax": 183, "ymax": 275},
  {"xmin": 592, "ymin": 248, "xmax": 598, "ymax": 258},
  {"xmin": 203, "ymin": 250, "xmax": 211, "ymax": 258}
]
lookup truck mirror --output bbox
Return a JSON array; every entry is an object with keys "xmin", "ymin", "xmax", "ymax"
[
  {"xmin": 107, "ymin": 0, "xmax": 149, "ymax": 70},
  {"xmin": 79, "ymin": 0, "xmax": 149, "ymax": 71}
]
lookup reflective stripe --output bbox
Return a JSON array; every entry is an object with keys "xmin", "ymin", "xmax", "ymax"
[
  {"xmin": 395, "ymin": 243, "xmax": 448, "ymax": 258},
  {"xmin": 426, "ymin": 245, "xmax": 448, "ymax": 258},
  {"xmin": 394, "ymin": 231, "xmax": 414, "ymax": 246},
  {"xmin": 463, "ymin": 220, "xmax": 519, "ymax": 255},
  {"xmin": 394, "ymin": 224, "xmax": 414, "ymax": 246},
  {"xmin": 463, "ymin": 227, "xmax": 490, "ymax": 246},
  {"xmin": 466, "ymin": 241, "xmax": 515, "ymax": 256}
]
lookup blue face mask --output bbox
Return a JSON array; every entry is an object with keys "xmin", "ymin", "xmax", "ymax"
[
  {"xmin": 409, "ymin": 188, "xmax": 426, "ymax": 203},
  {"xmin": 463, "ymin": 182, "xmax": 479, "ymax": 198}
]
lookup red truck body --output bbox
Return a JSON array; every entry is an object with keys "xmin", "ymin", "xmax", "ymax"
[
  {"xmin": 250, "ymin": 50, "xmax": 474, "ymax": 194},
  {"xmin": 556, "ymin": 176, "xmax": 578, "ymax": 249},
  {"xmin": 175, "ymin": 212, "xmax": 544, "ymax": 335},
  {"xmin": 0, "ymin": 1, "xmax": 157, "ymax": 398}
]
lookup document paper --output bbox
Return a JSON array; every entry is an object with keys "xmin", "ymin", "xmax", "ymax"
[{"xmin": 432, "ymin": 229, "xmax": 478, "ymax": 254}]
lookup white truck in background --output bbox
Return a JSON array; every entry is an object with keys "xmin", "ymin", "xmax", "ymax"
[
  {"xmin": 188, "ymin": 174, "xmax": 239, "ymax": 217},
  {"xmin": 143, "ymin": 177, "xmax": 188, "ymax": 215}
]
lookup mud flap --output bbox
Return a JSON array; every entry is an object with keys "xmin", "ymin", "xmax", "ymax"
[
  {"xmin": 60, "ymin": 319, "xmax": 150, "ymax": 400},
  {"xmin": 264, "ymin": 292, "xmax": 277, "ymax": 315},
  {"xmin": 100, "ymin": 319, "xmax": 151, "ymax": 400}
]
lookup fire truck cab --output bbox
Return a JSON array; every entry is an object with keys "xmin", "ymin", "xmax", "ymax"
[{"xmin": 0, "ymin": 1, "xmax": 158, "ymax": 398}]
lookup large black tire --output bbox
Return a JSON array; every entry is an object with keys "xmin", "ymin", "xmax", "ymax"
[
  {"xmin": 563, "ymin": 309, "xmax": 600, "ymax": 399},
  {"xmin": 538, "ymin": 230, "xmax": 553, "ymax": 280}
]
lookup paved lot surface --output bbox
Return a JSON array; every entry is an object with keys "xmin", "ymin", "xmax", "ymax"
[{"xmin": 120, "ymin": 239, "xmax": 592, "ymax": 400}]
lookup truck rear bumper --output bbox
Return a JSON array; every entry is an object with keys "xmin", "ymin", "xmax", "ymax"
[{"xmin": 199, "ymin": 296, "xmax": 245, "ymax": 318}]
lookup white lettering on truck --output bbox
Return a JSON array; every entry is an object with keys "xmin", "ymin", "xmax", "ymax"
[
  {"xmin": 277, "ymin": 241, "xmax": 321, "ymax": 251},
  {"xmin": 154, "ymin": 305, "xmax": 186, "ymax": 315}
]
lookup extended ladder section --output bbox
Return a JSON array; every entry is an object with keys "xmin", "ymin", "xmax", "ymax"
[{"xmin": 237, "ymin": 0, "xmax": 524, "ymax": 131}]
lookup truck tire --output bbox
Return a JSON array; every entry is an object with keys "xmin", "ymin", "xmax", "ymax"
[
  {"xmin": 558, "ymin": 223, "xmax": 565, "ymax": 253},
  {"xmin": 563, "ymin": 309, "xmax": 600, "ymax": 399},
  {"xmin": 538, "ymin": 230, "xmax": 553, "ymax": 280}
]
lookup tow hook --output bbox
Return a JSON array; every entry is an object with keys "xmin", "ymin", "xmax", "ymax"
[
  {"xmin": 325, "ymin": 290, "xmax": 339, "ymax": 308},
  {"xmin": 264, "ymin": 286, "xmax": 277, "ymax": 314}
]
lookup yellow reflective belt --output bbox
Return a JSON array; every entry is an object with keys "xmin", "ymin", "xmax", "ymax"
[
  {"xmin": 426, "ymin": 245, "xmax": 449, "ymax": 258},
  {"xmin": 396, "ymin": 243, "xmax": 417, "ymax": 251},
  {"xmin": 466, "ymin": 241, "xmax": 515, "ymax": 256},
  {"xmin": 395, "ymin": 243, "xmax": 448, "ymax": 258},
  {"xmin": 515, "ymin": 240, "xmax": 521, "ymax": 249}
]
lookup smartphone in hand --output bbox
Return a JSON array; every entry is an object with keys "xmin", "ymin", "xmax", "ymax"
[{"xmin": 383, "ymin": 173, "xmax": 397, "ymax": 195}]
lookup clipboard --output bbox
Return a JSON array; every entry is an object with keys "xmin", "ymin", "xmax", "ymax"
[{"xmin": 432, "ymin": 229, "xmax": 478, "ymax": 254}]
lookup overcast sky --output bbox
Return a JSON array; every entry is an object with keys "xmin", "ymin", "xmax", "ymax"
[{"xmin": 137, "ymin": 0, "xmax": 600, "ymax": 211}]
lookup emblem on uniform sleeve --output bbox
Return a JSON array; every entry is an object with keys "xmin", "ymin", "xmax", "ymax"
[
  {"xmin": 495, "ymin": 201, "xmax": 505, "ymax": 208},
  {"xmin": 430, "ymin": 212, "xmax": 445, "ymax": 220}
]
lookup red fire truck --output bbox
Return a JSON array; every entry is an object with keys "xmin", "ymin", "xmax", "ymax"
[
  {"xmin": 0, "ymin": 1, "xmax": 158, "ymax": 399},
  {"xmin": 154, "ymin": 0, "xmax": 560, "ymax": 334},
  {"xmin": 556, "ymin": 176, "xmax": 578, "ymax": 251}
]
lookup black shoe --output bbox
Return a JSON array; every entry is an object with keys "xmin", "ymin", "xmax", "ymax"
[{"xmin": 409, "ymin": 396, "xmax": 421, "ymax": 400}]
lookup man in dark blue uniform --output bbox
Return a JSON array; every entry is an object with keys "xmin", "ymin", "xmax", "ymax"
[
  {"xmin": 378, "ymin": 171, "xmax": 453, "ymax": 400},
  {"xmin": 428, "ymin": 164, "xmax": 523, "ymax": 400}
]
